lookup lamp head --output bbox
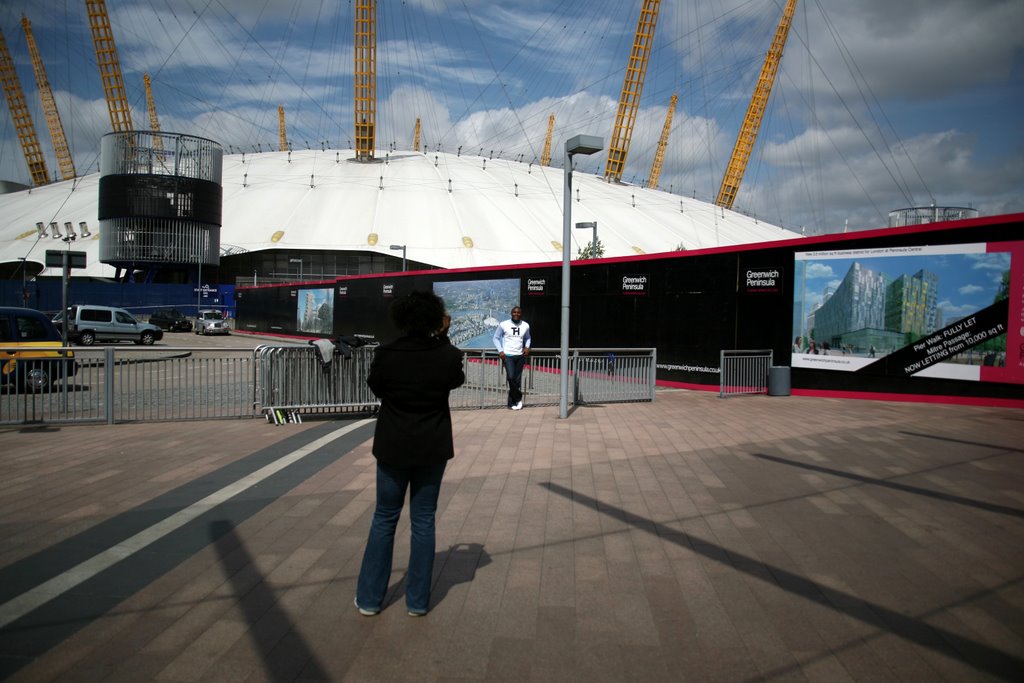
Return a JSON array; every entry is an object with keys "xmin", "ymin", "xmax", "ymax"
[{"xmin": 565, "ymin": 134, "xmax": 603, "ymax": 156}]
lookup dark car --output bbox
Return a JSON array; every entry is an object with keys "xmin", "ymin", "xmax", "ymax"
[
  {"xmin": 0, "ymin": 307, "xmax": 77, "ymax": 392},
  {"xmin": 149, "ymin": 308, "xmax": 193, "ymax": 332}
]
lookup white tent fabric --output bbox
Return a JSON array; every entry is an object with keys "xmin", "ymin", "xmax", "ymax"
[{"xmin": 0, "ymin": 149, "xmax": 802, "ymax": 278}]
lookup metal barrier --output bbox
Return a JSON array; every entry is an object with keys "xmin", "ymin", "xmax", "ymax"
[
  {"xmin": 453, "ymin": 348, "xmax": 656, "ymax": 409},
  {"xmin": 719, "ymin": 349, "xmax": 773, "ymax": 398},
  {"xmin": 0, "ymin": 343, "xmax": 656, "ymax": 426},
  {"xmin": 253, "ymin": 344, "xmax": 378, "ymax": 421},
  {"xmin": 0, "ymin": 345, "xmax": 256, "ymax": 424},
  {"xmin": 571, "ymin": 349, "xmax": 658, "ymax": 404},
  {"xmin": 453, "ymin": 350, "xmax": 562, "ymax": 409}
]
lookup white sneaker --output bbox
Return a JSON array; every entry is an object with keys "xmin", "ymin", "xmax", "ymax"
[
  {"xmin": 354, "ymin": 596, "xmax": 379, "ymax": 616},
  {"xmin": 512, "ymin": 401, "xmax": 523, "ymax": 410}
]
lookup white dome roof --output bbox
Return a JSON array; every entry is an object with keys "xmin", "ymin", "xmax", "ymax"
[{"xmin": 0, "ymin": 148, "xmax": 802, "ymax": 278}]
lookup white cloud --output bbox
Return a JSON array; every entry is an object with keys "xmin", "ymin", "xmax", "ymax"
[
  {"xmin": 805, "ymin": 263, "xmax": 833, "ymax": 279},
  {"xmin": 967, "ymin": 252, "xmax": 1012, "ymax": 270},
  {"xmin": 958, "ymin": 284, "xmax": 984, "ymax": 295},
  {"xmin": 938, "ymin": 299, "xmax": 979, "ymax": 319}
]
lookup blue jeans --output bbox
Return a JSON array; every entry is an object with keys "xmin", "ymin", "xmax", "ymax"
[
  {"xmin": 356, "ymin": 460, "xmax": 447, "ymax": 613},
  {"xmin": 503, "ymin": 354, "xmax": 526, "ymax": 407}
]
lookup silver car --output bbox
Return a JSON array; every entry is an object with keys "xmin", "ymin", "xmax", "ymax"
[
  {"xmin": 54, "ymin": 305, "xmax": 164, "ymax": 346},
  {"xmin": 194, "ymin": 309, "xmax": 230, "ymax": 335}
]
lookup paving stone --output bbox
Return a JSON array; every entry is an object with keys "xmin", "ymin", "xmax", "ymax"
[{"xmin": 1, "ymin": 393, "xmax": 1023, "ymax": 681}]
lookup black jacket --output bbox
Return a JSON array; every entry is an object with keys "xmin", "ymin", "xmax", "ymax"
[{"xmin": 366, "ymin": 334, "xmax": 465, "ymax": 467}]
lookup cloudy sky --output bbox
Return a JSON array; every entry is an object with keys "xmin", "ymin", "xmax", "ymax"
[{"xmin": 0, "ymin": 0, "xmax": 1020, "ymax": 235}]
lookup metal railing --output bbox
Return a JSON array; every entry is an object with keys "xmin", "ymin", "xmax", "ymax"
[
  {"xmin": 1, "ymin": 345, "xmax": 255, "ymax": 424},
  {"xmin": 719, "ymin": 349, "xmax": 773, "ymax": 398},
  {"xmin": 452, "ymin": 348, "xmax": 656, "ymax": 409},
  {"xmin": 253, "ymin": 344, "xmax": 378, "ymax": 420},
  {"xmin": 1, "ymin": 344, "xmax": 656, "ymax": 426}
]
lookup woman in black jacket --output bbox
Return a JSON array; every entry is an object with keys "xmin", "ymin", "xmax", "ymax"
[{"xmin": 355, "ymin": 291, "xmax": 465, "ymax": 617}]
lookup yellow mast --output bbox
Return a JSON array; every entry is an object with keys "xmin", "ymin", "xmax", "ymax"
[
  {"xmin": 353, "ymin": 0, "xmax": 376, "ymax": 161},
  {"xmin": 278, "ymin": 105, "xmax": 287, "ymax": 151},
  {"xmin": 604, "ymin": 0, "xmax": 661, "ymax": 182},
  {"xmin": 715, "ymin": 0, "xmax": 798, "ymax": 209},
  {"xmin": 143, "ymin": 73, "xmax": 164, "ymax": 152},
  {"xmin": 540, "ymin": 113, "xmax": 554, "ymax": 166},
  {"xmin": 647, "ymin": 94, "xmax": 676, "ymax": 189},
  {"xmin": 0, "ymin": 27, "xmax": 49, "ymax": 186},
  {"xmin": 412, "ymin": 117, "xmax": 421, "ymax": 152},
  {"xmin": 86, "ymin": 0, "xmax": 133, "ymax": 132},
  {"xmin": 22, "ymin": 15, "xmax": 75, "ymax": 181}
]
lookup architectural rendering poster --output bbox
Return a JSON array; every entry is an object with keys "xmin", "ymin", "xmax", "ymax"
[
  {"xmin": 793, "ymin": 242, "xmax": 1022, "ymax": 384},
  {"xmin": 433, "ymin": 278, "xmax": 520, "ymax": 348},
  {"xmin": 297, "ymin": 287, "xmax": 334, "ymax": 334}
]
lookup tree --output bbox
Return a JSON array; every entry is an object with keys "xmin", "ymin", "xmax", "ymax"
[
  {"xmin": 995, "ymin": 270, "xmax": 1010, "ymax": 302},
  {"xmin": 576, "ymin": 238, "xmax": 605, "ymax": 260},
  {"xmin": 317, "ymin": 302, "xmax": 332, "ymax": 333}
]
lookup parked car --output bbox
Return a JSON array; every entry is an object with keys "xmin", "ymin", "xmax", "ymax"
[
  {"xmin": 194, "ymin": 309, "xmax": 230, "ymax": 335},
  {"xmin": 0, "ymin": 307, "xmax": 77, "ymax": 392},
  {"xmin": 53, "ymin": 305, "xmax": 164, "ymax": 345},
  {"xmin": 149, "ymin": 308, "xmax": 193, "ymax": 332}
]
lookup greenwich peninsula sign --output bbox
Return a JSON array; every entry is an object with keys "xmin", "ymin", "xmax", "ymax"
[
  {"xmin": 621, "ymin": 274, "xmax": 648, "ymax": 295},
  {"xmin": 745, "ymin": 268, "xmax": 781, "ymax": 293}
]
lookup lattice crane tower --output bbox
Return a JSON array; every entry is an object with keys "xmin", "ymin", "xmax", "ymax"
[
  {"xmin": 353, "ymin": 0, "xmax": 376, "ymax": 161},
  {"xmin": 646, "ymin": 94, "xmax": 676, "ymax": 189},
  {"xmin": 22, "ymin": 15, "xmax": 75, "ymax": 180},
  {"xmin": 143, "ymin": 73, "xmax": 164, "ymax": 152},
  {"xmin": 86, "ymin": 0, "xmax": 133, "ymax": 132},
  {"xmin": 413, "ymin": 118, "xmax": 421, "ymax": 152},
  {"xmin": 604, "ymin": 0, "xmax": 661, "ymax": 182},
  {"xmin": 715, "ymin": 0, "xmax": 797, "ymax": 210},
  {"xmin": 0, "ymin": 27, "xmax": 49, "ymax": 185},
  {"xmin": 540, "ymin": 113, "xmax": 554, "ymax": 167},
  {"xmin": 278, "ymin": 105, "xmax": 287, "ymax": 151}
]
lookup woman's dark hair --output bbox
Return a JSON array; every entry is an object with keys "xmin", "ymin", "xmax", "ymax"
[{"xmin": 390, "ymin": 290, "xmax": 445, "ymax": 337}]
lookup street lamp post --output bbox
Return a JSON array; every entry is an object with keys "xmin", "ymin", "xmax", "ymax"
[
  {"xmin": 60, "ymin": 234, "xmax": 76, "ymax": 348},
  {"xmin": 575, "ymin": 221, "xmax": 598, "ymax": 258},
  {"xmin": 560, "ymin": 134, "xmax": 603, "ymax": 419},
  {"xmin": 197, "ymin": 257, "xmax": 202, "ymax": 316},
  {"xmin": 191, "ymin": 250, "xmax": 204, "ymax": 317},
  {"xmin": 289, "ymin": 257, "xmax": 303, "ymax": 281},
  {"xmin": 389, "ymin": 244, "xmax": 407, "ymax": 272},
  {"xmin": 18, "ymin": 257, "xmax": 27, "ymax": 305}
]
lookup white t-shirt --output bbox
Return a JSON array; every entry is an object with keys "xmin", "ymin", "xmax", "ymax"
[{"xmin": 493, "ymin": 319, "xmax": 531, "ymax": 355}]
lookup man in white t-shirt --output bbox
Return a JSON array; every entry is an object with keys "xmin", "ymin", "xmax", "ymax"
[{"xmin": 492, "ymin": 306, "xmax": 531, "ymax": 410}]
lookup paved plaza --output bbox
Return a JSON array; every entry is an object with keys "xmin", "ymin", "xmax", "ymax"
[{"xmin": 1, "ymin": 390, "xmax": 1023, "ymax": 681}]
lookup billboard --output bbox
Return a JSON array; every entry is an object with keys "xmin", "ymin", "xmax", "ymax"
[
  {"xmin": 793, "ymin": 242, "xmax": 1022, "ymax": 384},
  {"xmin": 296, "ymin": 287, "xmax": 334, "ymax": 335},
  {"xmin": 433, "ymin": 277, "xmax": 520, "ymax": 348}
]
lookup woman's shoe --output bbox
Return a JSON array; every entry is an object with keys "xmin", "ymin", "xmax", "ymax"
[{"xmin": 354, "ymin": 596, "xmax": 380, "ymax": 616}]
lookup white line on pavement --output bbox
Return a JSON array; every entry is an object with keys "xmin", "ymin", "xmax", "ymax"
[{"xmin": 0, "ymin": 419, "xmax": 373, "ymax": 630}]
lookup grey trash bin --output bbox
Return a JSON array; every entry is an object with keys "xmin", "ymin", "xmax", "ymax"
[{"xmin": 768, "ymin": 366, "xmax": 790, "ymax": 396}]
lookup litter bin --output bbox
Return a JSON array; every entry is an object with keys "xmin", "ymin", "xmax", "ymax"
[{"xmin": 768, "ymin": 366, "xmax": 790, "ymax": 396}]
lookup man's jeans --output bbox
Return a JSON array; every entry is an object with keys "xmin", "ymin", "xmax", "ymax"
[
  {"xmin": 504, "ymin": 354, "xmax": 526, "ymax": 407},
  {"xmin": 356, "ymin": 460, "xmax": 447, "ymax": 613}
]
